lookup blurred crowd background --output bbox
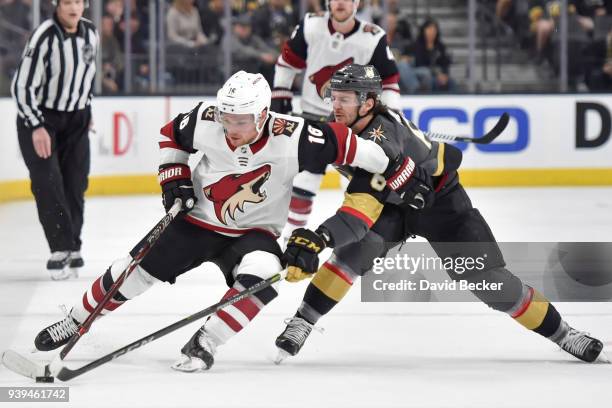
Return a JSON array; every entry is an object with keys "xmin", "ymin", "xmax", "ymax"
[{"xmin": 1, "ymin": 0, "xmax": 611, "ymax": 96}]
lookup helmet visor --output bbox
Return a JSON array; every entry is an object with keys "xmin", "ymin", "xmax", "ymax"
[
  {"xmin": 215, "ymin": 110, "xmax": 257, "ymax": 132},
  {"xmin": 324, "ymin": 88, "xmax": 361, "ymax": 107}
]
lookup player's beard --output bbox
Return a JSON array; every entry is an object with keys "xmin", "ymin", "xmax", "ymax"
[{"xmin": 331, "ymin": 10, "xmax": 352, "ymax": 24}]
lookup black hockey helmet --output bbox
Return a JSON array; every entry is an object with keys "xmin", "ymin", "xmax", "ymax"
[{"xmin": 326, "ymin": 64, "xmax": 382, "ymax": 104}]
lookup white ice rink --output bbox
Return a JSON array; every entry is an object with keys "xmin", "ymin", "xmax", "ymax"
[{"xmin": 1, "ymin": 187, "xmax": 612, "ymax": 408}]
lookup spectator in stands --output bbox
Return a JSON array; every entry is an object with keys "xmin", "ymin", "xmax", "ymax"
[
  {"xmin": 528, "ymin": 1, "xmax": 601, "ymax": 60},
  {"xmin": 386, "ymin": 3, "xmax": 414, "ymax": 95},
  {"xmin": 1, "ymin": 0, "xmax": 30, "ymax": 31},
  {"xmin": 291, "ymin": 0, "xmax": 323, "ymax": 14},
  {"xmin": 101, "ymin": 14, "xmax": 123, "ymax": 94},
  {"xmin": 167, "ymin": 0, "xmax": 209, "ymax": 50},
  {"xmin": 251, "ymin": 0, "xmax": 296, "ymax": 49},
  {"xmin": 105, "ymin": 0, "xmax": 124, "ymax": 23},
  {"xmin": 111, "ymin": 0, "xmax": 149, "ymax": 55},
  {"xmin": 110, "ymin": 0, "xmax": 150, "ymax": 92},
  {"xmin": 197, "ymin": 0, "xmax": 225, "ymax": 45},
  {"xmin": 232, "ymin": 0, "xmax": 261, "ymax": 15},
  {"xmin": 496, "ymin": 0, "xmax": 532, "ymax": 48},
  {"xmin": 400, "ymin": 18, "xmax": 455, "ymax": 93},
  {"xmin": 0, "ymin": 0, "xmax": 31, "ymax": 95},
  {"xmin": 385, "ymin": 0, "xmax": 413, "ymax": 57},
  {"xmin": 230, "ymin": 13, "xmax": 279, "ymax": 84},
  {"xmin": 585, "ymin": 27, "xmax": 612, "ymax": 90},
  {"xmin": 355, "ymin": 0, "xmax": 379, "ymax": 23}
]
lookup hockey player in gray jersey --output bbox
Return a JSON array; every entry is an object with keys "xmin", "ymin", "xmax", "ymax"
[{"xmin": 275, "ymin": 64, "xmax": 605, "ymax": 364}]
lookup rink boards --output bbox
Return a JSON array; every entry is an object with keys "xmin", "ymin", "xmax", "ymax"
[{"xmin": 1, "ymin": 94, "xmax": 611, "ymax": 202}]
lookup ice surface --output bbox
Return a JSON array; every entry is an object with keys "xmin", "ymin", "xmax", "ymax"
[{"xmin": 1, "ymin": 188, "xmax": 612, "ymax": 407}]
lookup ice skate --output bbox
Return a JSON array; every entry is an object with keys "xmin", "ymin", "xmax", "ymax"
[
  {"xmin": 172, "ymin": 328, "xmax": 217, "ymax": 372},
  {"xmin": 68, "ymin": 251, "xmax": 84, "ymax": 277},
  {"xmin": 34, "ymin": 308, "xmax": 80, "ymax": 351},
  {"xmin": 274, "ymin": 316, "xmax": 319, "ymax": 364},
  {"xmin": 558, "ymin": 326, "xmax": 605, "ymax": 363},
  {"xmin": 47, "ymin": 251, "xmax": 77, "ymax": 280}
]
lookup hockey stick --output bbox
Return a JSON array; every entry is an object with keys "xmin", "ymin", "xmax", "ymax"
[
  {"xmin": 1, "ymin": 199, "xmax": 186, "ymax": 382},
  {"xmin": 2, "ymin": 269, "xmax": 287, "ymax": 382},
  {"xmin": 59, "ymin": 198, "xmax": 186, "ymax": 360},
  {"xmin": 423, "ymin": 112, "xmax": 510, "ymax": 144}
]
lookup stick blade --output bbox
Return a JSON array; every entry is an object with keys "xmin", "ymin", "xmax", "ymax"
[
  {"xmin": 1, "ymin": 350, "xmax": 47, "ymax": 380},
  {"xmin": 476, "ymin": 112, "xmax": 510, "ymax": 144}
]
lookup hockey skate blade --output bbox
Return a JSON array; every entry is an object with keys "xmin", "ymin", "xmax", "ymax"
[
  {"xmin": 1, "ymin": 350, "xmax": 48, "ymax": 379},
  {"xmin": 171, "ymin": 355, "xmax": 210, "ymax": 372},
  {"xmin": 274, "ymin": 349, "xmax": 291, "ymax": 365},
  {"xmin": 50, "ymin": 267, "xmax": 78, "ymax": 281},
  {"xmin": 596, "ymin": 350, "xmax": 611, "ymax": 364}
]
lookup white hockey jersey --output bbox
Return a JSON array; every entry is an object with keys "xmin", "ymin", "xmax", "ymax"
[
  {"xmin": 274, "ymin": 12, "xmax": 400, "ymax": 117},
  {"xmin": 158, "ymin": 102, "xmax": 391, "ymax": 238}
]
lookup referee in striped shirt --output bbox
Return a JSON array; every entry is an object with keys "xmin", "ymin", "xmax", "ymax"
[{"xmin": 12, "ymin": 0, "xmax": 98, "ymax": 280}]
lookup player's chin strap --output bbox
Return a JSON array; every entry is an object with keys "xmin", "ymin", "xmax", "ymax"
[
  {"xmin": 347, "ymin": 102, "xmax": 375, "ymax": 129},
  {"xmin": 254, "ymin": 109, "xmax": 268, "ymax": 135}
]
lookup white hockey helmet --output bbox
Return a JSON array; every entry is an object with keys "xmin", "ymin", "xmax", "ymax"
[
  {"xmin": 216, "ymin": 71, "xmax": 271, "ymax": 134},
  {"xmin": 326, "ymin": 0, "xmax": 360, "ymax": 18},
  {"xmin": 52, "ymin": 0, "xmax": 90, "ymax": 7}
]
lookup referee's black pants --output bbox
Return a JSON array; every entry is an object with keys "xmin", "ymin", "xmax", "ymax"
[{"xmin": 17, "ymin": 107, "xmax": 91, "ymax": 253}]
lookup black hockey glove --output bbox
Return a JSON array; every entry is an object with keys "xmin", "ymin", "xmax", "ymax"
[
  {"xmin": 270, "ymin": 88, "xmax": 293, "ymax": 114},
  {"xmin": 283, "ymin": 228, "xmax": 329, "ymax": 282},
  {"xmin": 158, "ymin": 163, "xmax": 197, "ymax": 213},
  {"xmin": 384, "ymin": 155, "xmax": 434, "ymax": 210}
]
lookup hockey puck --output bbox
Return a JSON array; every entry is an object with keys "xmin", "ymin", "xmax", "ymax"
[{"xmin": 35, "ymin": 376, "xmax": 54, "ymax": 383}]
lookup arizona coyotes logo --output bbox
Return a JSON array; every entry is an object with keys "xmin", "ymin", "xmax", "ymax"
[
  {"xmin": 272, "ymin": 118, "xmax": 298, "ymax": 137},
  {"xmin": 201, "ymin": 106, "xmax": 215, "ymax": 121},
  {"xmin": 203, "ymin": 165, "xmax": 272, "ymax": 225},
  {"xmin": 309, "ymin": 57, "xmax": 353, "ymax": 99}
]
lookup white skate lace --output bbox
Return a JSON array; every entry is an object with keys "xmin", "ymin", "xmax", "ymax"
[
  {"xmin": 282, "ymin": 317, "xmax": 322, "ymax": 346},
  {"xmin": 559, "ymin": 328, "xmax": 592, "ymax": 356},
  {"xmin": 47, "ymin": 306, "xmax": 78, "ymax": 343}
]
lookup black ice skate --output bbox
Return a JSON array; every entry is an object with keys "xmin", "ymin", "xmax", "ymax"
[
  {"xmin": 68, "ymin": 251, "xmax": 84, "ymax": 276},
  {"xmin": 558, "ymin": 327, "xmax": 604, "ymax": 363},
  {"xmin": 274, "ymin": 316, "xmax": 318, "ymax": 364},
  {"xmin": 47, "ymin": 251, "xmax": 77, "ymax": 280},
  {"xmin": 69, "ymin": 251, "xmax": 84, "ymax": 268},
  {"xmin": 172, "ymin": 328, "xmax": 217, "ymax": 372},
  {"xmin": 34, "ymin": 312, "xmax": 80, "ymax": 351}
]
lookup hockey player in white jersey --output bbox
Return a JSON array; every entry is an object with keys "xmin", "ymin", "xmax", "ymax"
[
  {"xmin": 272, "ymin": 0, "xmax": 401, "ymax": 244},
  {"xmin": 31, "ymin": 71, "xmax": 424, "ymax": 372}
]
